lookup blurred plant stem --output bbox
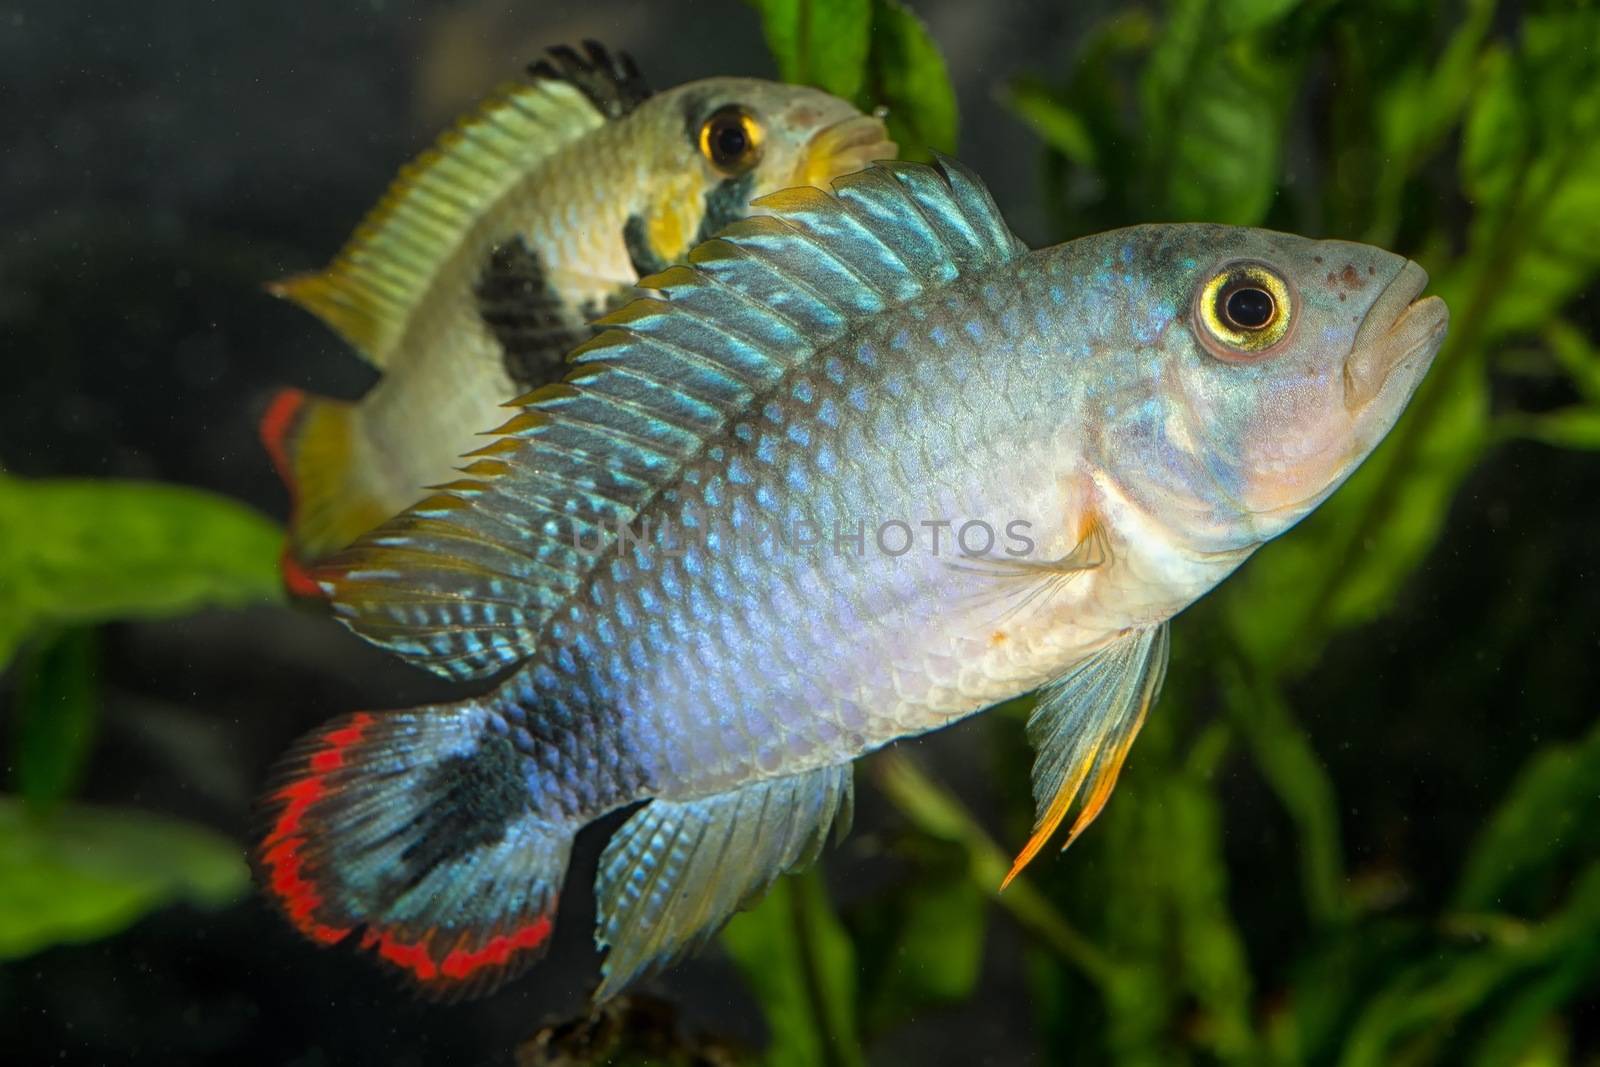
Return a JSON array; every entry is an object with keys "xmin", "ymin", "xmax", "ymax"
[
  {"xmin": 872, "ymin": 749, "xmax": 1117, "ymax": 988},
  {"xmin": 1221, "ymin": 660, "xmax": 1350, "ymax": 926}
]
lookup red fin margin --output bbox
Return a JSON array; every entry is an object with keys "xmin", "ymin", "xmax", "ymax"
[
  {"xmin": 359, "ymin": 915, "xmax": 556, "ymax": 987},
  {"xmin": 255, "ymin": 707, "xmax": 571, "ymax": 1000},
  {"xmin": 257, "ymin": 712, "xmax": 374, "ymax": 946},
  {"xmin": 258, "ymin": 387, "xmax": 329, "ymax": 602}
]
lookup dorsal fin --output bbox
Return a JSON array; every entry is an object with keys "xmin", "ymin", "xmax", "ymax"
[
  {"xmin": 527, "ymin": 40, "xmax": 651, "ymax": 120},
  {"xmin": 319, "ymin": 157, "xmax": 1025, "ymax": 680},
  {"xmin": 270, "ymin": 42, "xmax": 649, "ymax": 366}
]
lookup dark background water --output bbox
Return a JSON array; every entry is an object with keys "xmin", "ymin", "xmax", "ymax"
[{"xmin": 2, "ymin": 1, "xmax": 1598, "ymax": 1064}]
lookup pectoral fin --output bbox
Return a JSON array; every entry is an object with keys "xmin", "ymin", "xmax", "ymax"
[{"xmin": 1002, "ymin": 623, "xmax": 1170, "ymax": 889}]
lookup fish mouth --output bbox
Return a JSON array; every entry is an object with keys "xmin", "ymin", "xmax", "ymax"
[
  {"xmin": 1343, "ymin": 260, "xmax": 1450, "ymax": 410},
  {"xmin": 796, "ymin": 112, "xmax": 898, "ymax": 187}
]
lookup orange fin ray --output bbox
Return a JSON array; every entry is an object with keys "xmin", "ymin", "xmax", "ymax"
[{"xmin": 1001, "ymin": 623, "xmax": 1170, "ymax": 890}]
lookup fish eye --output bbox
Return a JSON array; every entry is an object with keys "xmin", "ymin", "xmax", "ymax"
[
  {"xmin": 1195, "ymin": 262, "xmax": 1294, "ymax": 359},
  {"xmin": 698, "ymin": 106, "xmax": 765, "ymax": 176}
]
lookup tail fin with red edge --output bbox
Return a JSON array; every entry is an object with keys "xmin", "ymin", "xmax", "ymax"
[
  {"xmin": 256, "ymin": 703, "xmax": 574, "ymax": 1000},
  {"xmin": 258, "ymin": 388, "xmax": 397, "ymax": 594}
]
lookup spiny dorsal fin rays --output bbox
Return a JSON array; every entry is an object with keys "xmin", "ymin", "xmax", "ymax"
[
  {"xmin": 318, "ymin": 157, "xmax": 1024, "ymax": 681},
  {"xmin": 1000, "ymin": 623, "xmax": 1170, "ymax": 890},
  {"xmin": 527, "ymin": 40, "xmax": 651, "ymax": 120},
  {"xmin": 269, "ymin": 43, "xmax": 646, "ymax": 366}
]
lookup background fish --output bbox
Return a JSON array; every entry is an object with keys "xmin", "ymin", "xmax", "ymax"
[
  {"xmin": 256, "ymin": 158, "xmax": 1447, "ymax": 999},
  {"xmin": 260, "ymin": 42, "xmax": 895, "ymax": 593}
]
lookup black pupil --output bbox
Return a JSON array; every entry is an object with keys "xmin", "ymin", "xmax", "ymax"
[
  {"xmin": 1224, "ymin": 286, "xmax": 1274, "ymax": 329},
  {"xmin": 714, "ymin": 121, "xmax": 747, "ymax": 161}
]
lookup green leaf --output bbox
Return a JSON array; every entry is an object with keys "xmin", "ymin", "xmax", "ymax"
[
  {"xmin": 1461, "ymin": 14, "xmax": 1600, "ymax": 338},
  {"xmin": 1221, "ymin": 661, "xmax": 1348, "ymax": 924},
  {"xmin": 0, "ymin": 797, "xmax": 249, "ymax": 959},
  {"xmin": 1544, "ymin": 319, "xmax": 1600, "ymax": 405},
  {"xmin": 871, "ymin": 750, "xmax": 1116, "ymax": 987},
  {"xmin": 1469, "ymin": 950, "xmax": 1593, "ymax": 1067},
  {"xmin": 1453, "ymin": 720, "xmax": 1600, "ymax": 914},
  {"xmin": 11, "ymin": 627, "xmax": 99, "ymax": 812},
  {"xmin": 0, "ymin": 474, "xmax": 283, "ymax": 671},
  {"xmin": 1140, "ymin": 0, "xmax": 1295, "ymax": 223},
  {"xmin": 1215, "ymin": 0, "xmax": 1302, "ymax": 36},
  {"xmin": 1358, "ymin": 0, "xmax": 1495, "ymax": 244},
  {"xmin": 1006, "ymin": 79, "xmax": 1098, "ymax": 168},
  {"xmin": 866, "ymin": 875, "xmax": 986, "ymax": 1026},
  {"xmin": 749, "ymin": 0, "xmax": 873, "ymax": 100},
  {"xmin": 1095, "ymin": 716, "xmax": 1258, "ymax": 1062},
  {"xmin": 866, "ymin": 0, "xmax": 958, "ymax": 159},
  {"xmin": 721, "ymin": 869, "xmax": 864, "ymax": 1067},
  {"xmin": 1504, "ymin": 407, "xmax": 1600, "ymax": 451},
  {"xmin": 1339, "ymin": 865, "xmax": 1600, "ymax": 1067}
]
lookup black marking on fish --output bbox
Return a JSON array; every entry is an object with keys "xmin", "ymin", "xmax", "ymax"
[
  {"xmin": 622, "ymin": 214, "xmax": 671, "ymax": 278},
  {"xmin": 394, "ymin": 734, "xmax": 532, "ymax": 892},
  {"xmin": 695, "ymin": 173, "xmax": 756, "ymax": 247},
  {"xmin": 475, "ymin": 236, "xmax": 587, "ymax": 390},
  {"xmin": 528, "ymin": 41, "xmax": 651, "ymax": 120}
]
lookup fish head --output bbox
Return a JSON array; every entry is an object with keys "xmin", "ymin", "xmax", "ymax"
[
  {"xmin": 626, "ymin": 80, "xmax": 895, "ymax": 265},
  {"xmin": 1110, "ymin": 226, "xmax": 1448, "ymax": 552},
  {"xmin": 669, "ymin": 78, "xmax": 897, "ymax": 195}
]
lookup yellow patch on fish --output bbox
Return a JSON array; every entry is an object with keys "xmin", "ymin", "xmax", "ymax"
[{"xmin": 644, "ymin": 175, "xmax": 706, "ymax": 267}]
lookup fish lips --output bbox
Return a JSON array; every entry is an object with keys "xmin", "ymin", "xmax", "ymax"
[
  {"xmin": 1343, "ymin": 260, "xmax": 1450, "ymax": 411},
  {"xmin": 798, "ymin": 113, "xmax": 898, "ymax": 187}
]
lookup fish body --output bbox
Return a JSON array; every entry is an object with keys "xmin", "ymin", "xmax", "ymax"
[
  {"xmin": 261, "ymin": 43, "xmax": 894, "ymax": 591},
  {"xmin": 258, "ymin": 159, "xmax": 1447, "ymax": 999}
]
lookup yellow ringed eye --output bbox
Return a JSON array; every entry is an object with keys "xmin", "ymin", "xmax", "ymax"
[
  {"xmin": 698, "ymin": 106, "xmax": 765, "ymax": 176},
  {"xmin": 1195, "ymin": 262, "xmax": 1294, "ymax": 358}
]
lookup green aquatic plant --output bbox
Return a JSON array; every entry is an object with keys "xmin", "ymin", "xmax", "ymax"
[{"xmin": 0, "ymin": 473, "xmax": 273, "ymax": 955}]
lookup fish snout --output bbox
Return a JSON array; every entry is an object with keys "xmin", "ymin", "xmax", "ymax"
[
  {"xmin": 1343, "ymin": 260, "xmax": 1449, "ymax": 410},
  {"xmin": 797, "ymin": 112, "xmax": 898, "ymax": 188}
]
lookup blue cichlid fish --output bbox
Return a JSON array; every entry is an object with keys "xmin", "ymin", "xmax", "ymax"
[
  {"xmin": 260, "ymin": 42, "xmax": 894, "ymax": 594},
  {"xmin": 257, "ymin": 158, "xmax": 1447, "ymax": 999}
]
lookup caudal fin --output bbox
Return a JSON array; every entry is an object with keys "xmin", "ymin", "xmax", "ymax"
[
  {"xmin": 259, "ymin": 388, "xmax": 397, "ymax": 595},
  {"xmin": 256, "ymin": 704, "xmax": 573, "ymax": 999}
]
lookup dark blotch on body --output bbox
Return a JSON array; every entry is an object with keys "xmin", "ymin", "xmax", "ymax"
[
  {"xmin": 623, "ymin": 215, "xmax": 671, "ymax": 277},
  {"xmin": 475, "ymin": 235, "xmax": 589, "ymax": 389},
  {"xmin": 695, "ymin": 173, "xmax": 755, "ymax": 247}
]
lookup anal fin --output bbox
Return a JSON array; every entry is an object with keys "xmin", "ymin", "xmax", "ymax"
[
  {"xmin": 1002, "ymin": 623, "xmax": 1170, "ymax": 889},
  {"xmin": 592, "ymin": 765, "xmax": 854, "ymax": 1001}
]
